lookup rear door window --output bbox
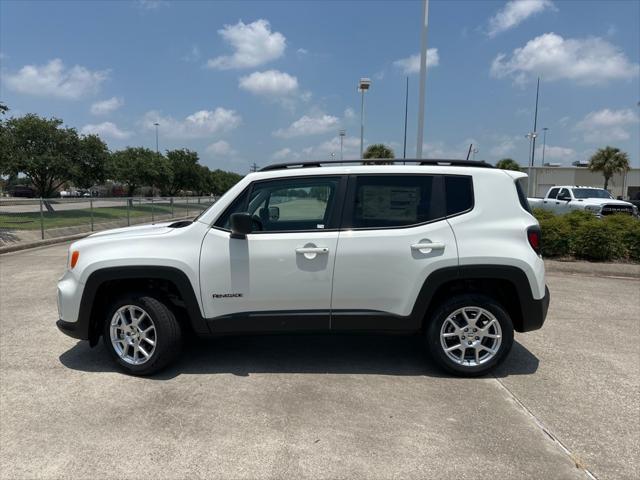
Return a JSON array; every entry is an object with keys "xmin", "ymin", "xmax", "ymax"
[{"xmin": 348, "ymin": 175, "xmax": 444, "ymax": 229}]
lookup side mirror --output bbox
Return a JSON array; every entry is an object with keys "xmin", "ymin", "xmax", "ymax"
[
  {"xmin": 230, "ymin": 212, "xmax": 253, "ymax": 239},
  {"xmin": 268, "ymin": 206, "xmax": 280, "ymax": 221}
]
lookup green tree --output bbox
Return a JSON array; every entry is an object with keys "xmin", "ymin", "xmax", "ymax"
[
  {"xmin": 164, "ymin": 149, "xmax": 201, "ymax": 195},
  {"xmin": 109, "ymin": 147, "xmax": 162, "ymax": 196},
  {"xmin": 210, "ymin": 169, "xmax": 243, "ymax": 195},
  {"xmin": 1, "ymin": 114, "xmax": 80, "ymax": 197},
  {"xmin": 588, "ymin": 146, "xmax": 630, "ymax": 190},
  {"xmin": 363, "ymin": 144, "xmax": 395, "ymax": 164},
  {"xmin": 495, "ymin": 158, "xmax": 521, "ymax": 171},
  {"xmin": 0, "ymin": 102, "xmax": 8, "ymax": 115},
  {"xmin": 74, "ymin": 134, "xmax": 109, "ymax": 189}
]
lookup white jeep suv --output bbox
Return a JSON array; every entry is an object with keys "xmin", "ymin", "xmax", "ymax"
[{"xmin": 57, "ymin": 160, "xmax": 549, "ymax": 376}]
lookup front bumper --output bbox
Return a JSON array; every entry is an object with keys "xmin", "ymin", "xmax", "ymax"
[
  {"xmin": 518, "ymin": 285, "xmax": 550, "ymax": 332},
  {"xmin": 56, "ymin": 319, "xmax": 85, "ymax": 339}
]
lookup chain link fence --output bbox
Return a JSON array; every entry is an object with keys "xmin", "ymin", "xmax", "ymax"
[{"xmin": 0, "ymin": 196, "xmax": 216, "ymax": 248}]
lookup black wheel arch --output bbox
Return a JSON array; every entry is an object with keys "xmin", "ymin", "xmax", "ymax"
[
  {"xmin": 412, "ymin": 265, "xmax": 548, "ymax": 333},
  {"xmin": 76, "ymin": 266, "xmax": 208, "ymax": 346}
]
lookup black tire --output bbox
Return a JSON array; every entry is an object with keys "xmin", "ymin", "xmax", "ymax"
[
  {"xmin": 103, "ymin": 293, "xmax": 182, "ymax": 376},
  {"xmin": 425, "ymin": 294, "xmax": 514, "ymax": 377}
]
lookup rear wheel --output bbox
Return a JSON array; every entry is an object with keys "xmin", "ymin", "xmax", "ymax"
[
  {"xmin": 426, "ymin": 294, "xmax": 514, "ymax": 376},
  {"xmin": 103, "ymin": 293, "xmax": 182, "ymax": 376}
]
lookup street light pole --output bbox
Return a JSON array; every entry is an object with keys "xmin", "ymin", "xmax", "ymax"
[
  {"xmin": 153, "ymin": 122, "xmax": 160, "ymax": 155},
  {"xmin": 526, "ymin": 132, "xmax": 538, "ymax": 196},
  {"xmin": 416, "ymin": 0, "xmax": 430, "ymax": 159},
  {"xmin": 531, "ymin": 77, "xmax": 540, "ymax": 167},
  {"xmin": 541, "ymin": 127, "xmax": 548, "ymax": 166},
  {"xmin": 339, "ymin": 129, "xmax": 346, "ymax": 161},
  {"xmin": 403, "ymin": 76, "xmax": 409, "ymax": 160},
  {"xmin": 358, "ymin": 78, "xmax": 371, "ymax": 159}
]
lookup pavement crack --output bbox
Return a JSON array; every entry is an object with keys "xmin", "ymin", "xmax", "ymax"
[{"xmin": 492, "ymin": 375, "xmax": 599, "ymax": 480}]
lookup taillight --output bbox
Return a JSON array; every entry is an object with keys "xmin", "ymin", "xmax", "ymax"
[{"xmin": 527, "ymin": 227, "xmax": 541, "ymax": 255}]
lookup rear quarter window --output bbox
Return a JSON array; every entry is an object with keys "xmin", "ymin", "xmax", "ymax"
[
  {"xmin": 445, "ymin": 176, "xmax": 473, "ymax": 216},
  {"xmin": 515, "ymin": 178, "xmax": 532, "ymax": 213}
]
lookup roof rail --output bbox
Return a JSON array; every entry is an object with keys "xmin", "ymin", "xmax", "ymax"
[{"xmin": 259, "ymin": 159, "xmax": 494, "ymax": 172}]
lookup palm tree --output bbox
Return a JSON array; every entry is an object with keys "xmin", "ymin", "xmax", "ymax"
[
  {"xmin": 495, "ymin": 158, "xmax": 521, "ymax": 171},
  {"xmin": 588, "ymin": 146, "xmax": 630, "ymax": 190},
  {"xmin": 362, "ymin": 144, "xmax": 394, "ymax": 165}
]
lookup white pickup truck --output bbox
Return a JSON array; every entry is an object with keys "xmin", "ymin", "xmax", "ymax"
[{"xmin": 528, "ymin": 186, "xmax": 638, "ymax": 217}]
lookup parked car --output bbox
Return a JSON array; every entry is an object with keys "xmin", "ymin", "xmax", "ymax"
[
  {"xmin": 7, "ymin": 185, "xmax": 35, "ymax": 198},
  {"xmin": 528, "ymin": 186, "xmax": 638, "ymax": 217},
  {"xmin": 57, "ymin": 160, "xmax": 550, "ymax": 376}
]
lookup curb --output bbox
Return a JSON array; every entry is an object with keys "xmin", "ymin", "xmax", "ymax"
[
  {"xmin": 545, "ymin": 259, "xmax": 640, "ymax": 279},
  {"xmin": 0, "ymin": 232, "xmax": 91, "ymax": 255},
  {"xmin": 0, "ymin": 217, "xmax": 192, "ymax": 255}
]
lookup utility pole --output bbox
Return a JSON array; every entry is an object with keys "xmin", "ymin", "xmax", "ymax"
[
  {"xmin": 403, "ymin": 76, "xmax": 409, "ymax": 160},
  {"xmin": 416, "ymin": 0, "xmax": 430, "ymax": 159},
  {"xmin": 541, "ymin": 127, "xmax": 548, "ymax": 166},
  {"xmin": 339, "ymin": 129, "xmax": 346, "ymax": 161},
  {"xmin": 250, "ymin": 162, "xmax": 258, "ymax": 172}
]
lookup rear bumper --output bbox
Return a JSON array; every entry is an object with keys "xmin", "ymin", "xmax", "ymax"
[{"xmin": 519, "ymin": 285, "xmax": 550, "ymax": 332}]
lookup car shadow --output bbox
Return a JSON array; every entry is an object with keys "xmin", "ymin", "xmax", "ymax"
[{"xmin": 59, "ymin": 334, "xmax": 539, "ymax": 380}]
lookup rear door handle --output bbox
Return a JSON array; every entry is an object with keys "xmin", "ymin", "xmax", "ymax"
[{"xmin": 411, "ymin": 242, "xmax": 445, "ymax": 252}]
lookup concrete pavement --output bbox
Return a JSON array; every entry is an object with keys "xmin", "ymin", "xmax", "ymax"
[{"xmin": 0, "ymin": 244, "xmax": 638, "ymax": 479}]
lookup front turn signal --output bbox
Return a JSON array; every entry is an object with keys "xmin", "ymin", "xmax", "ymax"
[{"xmin": 70, "ymin": 251, "xmax": 80, "ymax": 269}]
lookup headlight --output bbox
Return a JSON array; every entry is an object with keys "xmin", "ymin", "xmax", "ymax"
[{"xmin": 585, "ymin": 205, "xmax": 601, "ymax": 213}]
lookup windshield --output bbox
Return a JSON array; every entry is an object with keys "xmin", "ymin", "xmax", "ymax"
[{"xmin": 572, "ymin": 188, "xmax": 612, "ymax": 199}]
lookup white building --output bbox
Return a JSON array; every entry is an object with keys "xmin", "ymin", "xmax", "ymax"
[{"xmin": 524, "ymin": 166, "xmax": 640, "ymax": 200}]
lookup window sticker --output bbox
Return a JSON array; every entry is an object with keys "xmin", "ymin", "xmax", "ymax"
[{"xmin": 361, "ymin": 186, "xmax": 419, "ymax": 221}]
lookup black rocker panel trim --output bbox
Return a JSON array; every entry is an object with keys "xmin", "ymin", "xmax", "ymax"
[{"xmin": 75, "ymin": 266, "xmax": 209, "ymax": 345}]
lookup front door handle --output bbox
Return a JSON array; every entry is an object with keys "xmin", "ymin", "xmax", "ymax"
[
  {"xmin": 411, "ymin": 242, "xmax": 445, "ymax": 252},
  {"xmin": 296, "ymin": 246, "xmax": 329, "ymax": 259}
]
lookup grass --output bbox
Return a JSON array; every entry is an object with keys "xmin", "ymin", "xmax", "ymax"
[{"xmin": 0, "ymin": 202, "xmax": 210, "ymax": 230}]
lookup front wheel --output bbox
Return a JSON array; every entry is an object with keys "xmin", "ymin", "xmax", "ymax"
[
  {"xmin": 426, "ymin": 294, "xmax": 514, "ymax": 376},
  {"xmin": 103, "ymin": 293, "xmax": 182, "ymax": 376}
]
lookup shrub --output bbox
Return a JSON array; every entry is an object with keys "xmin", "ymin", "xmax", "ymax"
[
  {"xmin": 538, "ymin": 215, "xmax": 572, "ymax": 257},
  {"xmin": 572, "ymin": 219, "xmax": 625, "ymax": 261},
  {"xmin": 533, "ymin": 210, "xmax": 639, "ymax": 262}
]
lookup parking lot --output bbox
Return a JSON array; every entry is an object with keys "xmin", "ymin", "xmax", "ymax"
[{"xmin": 0, "ymin": 243, "xmax": 638, "ymax": 480}]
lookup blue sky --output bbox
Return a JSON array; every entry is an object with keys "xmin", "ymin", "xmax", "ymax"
[{"xmin": 1, "ymin": 0, "xmax": 638, "ymax": 173}]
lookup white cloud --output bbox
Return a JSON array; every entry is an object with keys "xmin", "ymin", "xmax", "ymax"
[
  {"xmin": 136, "ymin": 0, "xmax": 168, "ymax": 10},
  {"xmin": 273, "ymin": 113, "xmax": 339, "ymax": 138},
  {"xmin": 141, "ymin": 108, "xmax": 241, "ymax": 139},
  {"xmin": 183, "ymin": 45, "xmax": 201, "ymax": 63},
  {"xmin": 239, "ymin": 70, "xmax": 298, "ymax": 96},
  {"xmin": 296, "ymin": 48, "xmax": 308, "ymax": 55},
  {"xmin": 491, "ymin": 33, "xmax": 639, "ymax": 85},
  {"xmin": 393, "ymin": 48, "xmax": 439, "ymax": 74},
  {"xmin": 207, "ymin": 19, "xmax": 286, "ymax": 70},
  {"xmin": 303, "ymin": 136, "xmax": 361, "ymax": 160},
  {"xmin": 271, "ymin": 148, "xmax": 294, "ymax": 160},
  {"xmin": 344, "ymin": 107, "xmax": 356, "ymax": 120},
  {"xmin": 81, "ymin": 122, "xmax": 132, "ymax": 140},
  {"xmin": 575, "ymin": 108, "xmax": 639, "ymax": 143},
  {"xmin": 206, "ymin": 140, "xmax": 237, "ymax": 156},
  {"xmin": 3, "ymin": 58, "xmax": 108, "ymax": 99},
  {"xmin": 487, "ymin": 0, "xmax": 555, "ymax": 37},
  {"xmin": 489, "ymin": 137, "xmax": 518, "ymax": 158},
  {"xmin": 536, "ymin": 145, "xmax": 576, "ymax": 162},
  {"xmin": 90, "ymin": 96, "xmax": 124, "ymax": 115}
]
